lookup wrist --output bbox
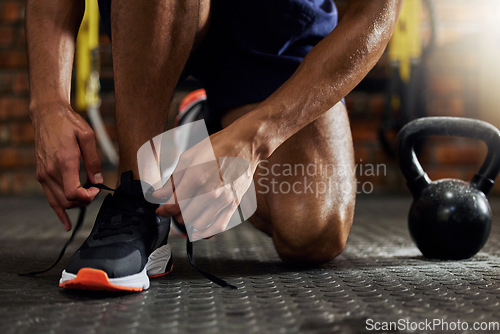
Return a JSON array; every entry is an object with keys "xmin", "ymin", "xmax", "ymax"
[
  {"xmin": 29, "ymin": 98, "xmax": 72, "ymax": 118},
  {"xmin": 231, "ymin": 112, "xmax": 282, "ymax": 162}
]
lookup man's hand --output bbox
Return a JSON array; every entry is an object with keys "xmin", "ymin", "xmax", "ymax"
[
  {"xmin": 31, "ymin": 103, "xmax": 102, "ymax": 231},
  {"xmin": 155, "ymin": 125, "xmax": 258, "ymax": 241}
]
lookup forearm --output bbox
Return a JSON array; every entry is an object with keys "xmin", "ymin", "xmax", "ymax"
[
  {"xmin": 240, "ymin": 0, "xmax": 403, "ymax": 160},
  {"xmin": 26, "ymin": 0, "xmax": 85, "ymax": 113}
]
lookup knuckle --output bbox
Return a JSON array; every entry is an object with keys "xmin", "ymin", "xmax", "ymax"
[
  {"xmin": 36, "ymin": 170, "xmax": 45, "ymax": 182},
  {"xmin": 56, "ymin": 152, "xmax": 77, "ymax": 167},
  {"xmin": 213, "ymin": 186, "xmax": 224, "ymax": 198},
  {"xmin": 80, "ymin": 128, "xmax": 95, "ymax": 141},
  {"xmin": 207, "ymin": 188, "xmax": 219, "ymax": 201},
  {"xmin": 221, "ymin": 190, "xmax": 234, "ymax": 203},
  {"xmin": 65, "ymin": 189, "xmax": 85, "ymax": 202},
  {"xmin": 194, "ymin": 175, "xmax": 207, "ymax": 187},
  {"xmin": 65, "ymin": 189, "xmax": 78, "ymax": 201},
  {"xmin": 54, "ymin": 151, "xmax": 65, "ymax": 164},
  {"xmin": 45, "ymin": 164, "xmax": 58, "ymax": 178},
  {"xmin": 179, "ymin": 151, "xmax": 189, "ymax": 161}
]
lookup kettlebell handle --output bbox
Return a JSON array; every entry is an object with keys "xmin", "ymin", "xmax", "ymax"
[{"xmin": 397, "ymin": 117, "xmax": 500, "ymax": 197}]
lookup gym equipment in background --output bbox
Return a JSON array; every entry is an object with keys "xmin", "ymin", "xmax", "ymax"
[
  {"xmin": 379, "ymin": 0, "xmax": 436, "ymax": 156},
  {"xmin": 75, "ymin": 0, "xmax": 118, "ymax": 166}
]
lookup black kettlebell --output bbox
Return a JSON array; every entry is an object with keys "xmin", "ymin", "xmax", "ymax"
[{"xmin": 397, "ymin": 117, "xmax": 500, "ymax": 260}]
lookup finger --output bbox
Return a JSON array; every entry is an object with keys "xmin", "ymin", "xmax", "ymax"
[
  {"xmin": 46, "ymin": 176, "xmax": 92, "ymax": 209},
  {"xmin": 187, "ymin": 185, "xmax": 234, "ymax": 231},
  {"xmin": 41, "ymin": 183, "xmax": 72, "ymax": 231},
  {"xmin": 218, "ymin": 157, "xmax": 250, "ymax": 188},
  {"xmin": 59, "ymin": 155, "xmax": 98, "ymax": 203},
  {"xmin": 156, "ymin": 202, "xmax": 181, "ymax": 217},
  {"xmin": 155, "ymin": 183, "xmax": 180, "ymax": 216},
  {"xmin": 192, "ymin": 201, "xmax": 238, "ymax": 241},
  {"xmin": 153, "ymin": 176, "xmax": 174, "ymax": 200},
  {"xmin": 155, "ymin": 161, "xmax": 225, "ymax": 223},
  {"xmin": 173, "ymin": 213, "xmax": 184, "ymax": 224},
  {"xmin": 201, "ymin": 201, "xmax": 238, "ymax": 238},
  {"xmin": 153, "ymin": 160, "xmax": 206, "ymax": 201},
  {"xmin": 230, "ymin": 175, "xmax": 251, "ymax": 206},
  {"xmin": 77, "ymin": 128, "xmax": 103, "ymax": 184},
  {"xmin": 169, "ymin": 162, "xmax": 224, "ymax": 216},
  {"xmin": 155, "ymin": 202, "xmax": 185, "ymax": 225},
  {"xmin": 153, "ymin": 150, "xmax": 198, "ymax": 200},
  {"xmin": 172, "ymin": 158, "xmax": 224, "ymax": 201}
]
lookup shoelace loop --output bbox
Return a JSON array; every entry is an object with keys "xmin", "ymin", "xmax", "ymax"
[{"xmin": 93, "ymin": 193, "xmax": 148, "ymax": 240}]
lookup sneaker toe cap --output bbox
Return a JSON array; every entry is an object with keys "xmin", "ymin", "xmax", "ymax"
[{"xmin": 65, "ymin": 246, "xmax": 145, "ymax": 279}]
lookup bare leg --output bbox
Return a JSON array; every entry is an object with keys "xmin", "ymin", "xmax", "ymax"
[
  {"xmin": 110, "ymin": 0, "xmax": 210, "ymax": 178},
  {"xmin": 109, "ymin": 0, "xmax": 354, "ymax": 265},
  {"xmin": 222, "ymin": 102, "xmax": 356, "ymax": 265}
]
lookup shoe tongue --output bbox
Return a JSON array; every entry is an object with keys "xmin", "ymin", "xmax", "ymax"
[{"xmin": 116, "ymin": 171, "xmax": 143, "ymax": 196}]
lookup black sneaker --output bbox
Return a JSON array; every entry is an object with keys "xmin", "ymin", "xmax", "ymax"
[{"xmin": 59, "ymin": 171, "xmax": 172, "ymax": 292}]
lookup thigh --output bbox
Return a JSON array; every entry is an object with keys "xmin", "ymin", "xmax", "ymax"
[
  {"xmin": 222, "ymin": 102, "xmax": 355, "ymax": 238},
  {"xmin": 252, "ymin": 102, "xmax": 355, "ymax": 234},
  {"xmin": 189, "ymin": 0, "xmax": 339, "ymax": 127}
]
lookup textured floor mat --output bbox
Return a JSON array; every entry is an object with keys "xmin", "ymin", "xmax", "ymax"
[{"xmin": 0, "ymin": 195, "xmax": 499, "ymax": 333}]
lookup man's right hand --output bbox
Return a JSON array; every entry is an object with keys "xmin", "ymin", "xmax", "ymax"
[{"xmin": 31, "ymin": 103, "xmax": 103, "ymax": 231}]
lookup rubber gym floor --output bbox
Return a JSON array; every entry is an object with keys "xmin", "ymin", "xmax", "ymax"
[{"xmin": 1, "ymin": 195, "xmax": 499, "ymax": 334}]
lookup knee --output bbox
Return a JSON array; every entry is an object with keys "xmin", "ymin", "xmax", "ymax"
[{"xmin": 273, "ymin": 213, "xmax": 353, "ymax": 266}]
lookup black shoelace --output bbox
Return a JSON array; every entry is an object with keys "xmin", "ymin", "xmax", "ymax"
[{"xmin": 19, "ymin": 183, "xmax": 237, "ymax": 289}]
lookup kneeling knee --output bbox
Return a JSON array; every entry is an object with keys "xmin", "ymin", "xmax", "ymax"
[
  {"xmin": 274, "ymin": 221, "xmax": 350, "ymax": 267},
  {"xmin": 277, "ymin": 238, "xmax": 346, "ymax": 266}
]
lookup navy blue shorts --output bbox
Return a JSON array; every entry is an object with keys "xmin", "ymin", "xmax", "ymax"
[{"xmin": 98, "ymin": 0, "xmax": 338, "ymax": 124}]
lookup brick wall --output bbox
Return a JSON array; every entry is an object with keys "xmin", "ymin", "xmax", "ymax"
[
  {"xmin": 0, "ymin": 0, "xmax": 35, "ymax": 193},
  {"xmin": 0, "ymin": 0, "xmax": 499, "ymax": 195},
  {"xmin": 347, "ymin": 0, "xmax": 500, "ymax": 195}
]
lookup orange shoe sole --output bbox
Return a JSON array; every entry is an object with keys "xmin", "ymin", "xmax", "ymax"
[{"xmin": 60, "ymin": 266, "xmax": 173, "ymax": 292}]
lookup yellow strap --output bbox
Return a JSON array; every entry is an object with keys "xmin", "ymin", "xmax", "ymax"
[
  {"xmin": 388, "ymin": 0, "xmax": 422, "ymax": 82},
  {"xmin": 75, "ymin": 0, "xmax": 100, "ymax": 110}
]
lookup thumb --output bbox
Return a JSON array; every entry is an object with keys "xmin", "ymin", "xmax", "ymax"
[{"xmin": 153, "ymin": 176, "xmax": 174, "ymax": 201}]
